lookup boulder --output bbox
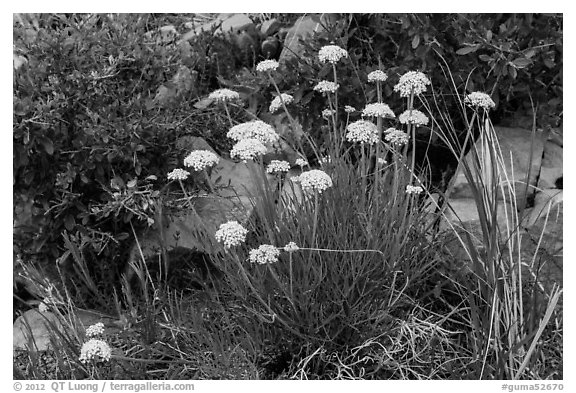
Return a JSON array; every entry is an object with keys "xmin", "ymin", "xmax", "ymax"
[
  {"xmin": 537, "ymin": 140, "xmax": 562, "ymax": 190},
  {"xmin": 260, "ymin": 18, "xmax": 280, "ymax": 36},
  {"xmin": 13, "ymin": 310, "xmax": 64, "ymax": 352},
  {"xmin": 450, "ymin": 126, "xmax": 545, "ymax": 208},
  {"xmin": 279, "ymin": 14, "xmax": 339, "ymax": 63},
  {"xmin": 180, "ymin": 13, "xmax": 255, "ymax": 42},
  {"xmin": 278, "ymin": 169, "xmax": 305, "ymax": 218}
]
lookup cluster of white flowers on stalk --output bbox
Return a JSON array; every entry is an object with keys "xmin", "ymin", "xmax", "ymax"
[
  {"xmin": 269, "ymin": 93, "xmax": 294, "ymax": 113},
  {"xmin": 296, "ymin": 169, "xmax": 333, "ymax": 194},
  {"xmin": 208, "ymin": 88, "xmax": 240, "ymax": 102},
  {"xmin": 406, "ymin": 185, "xmax": 424, "ymax": 195},
  {"xmin": 394, "ymin": 71, "xmax": 431, "ymax": 97},
  {"xmin": 266, "ymin": 160, "xmax": 291, "ymax": 174},
  {"xmin": 38, "ymin": 301, "xmax": 49, "ymax": 313},
  {"xmin": 322, "ymin": 109, "xmax": 336, "ymax": 119},
  {"xmin": 167, "ymin": 168, "xmax": 190, "ymax": 181},
  {"xmin": 256, "ymin": 59, "xmax": 280, "ymax": 73},
  {"xmin": 384, "ymin": 128, "xmax": 410, "ymax": 146},
  {"xmin": 215, "ymin": 221, "xmax": 248, "ymax": 248},
  {"xmin": 344, "ymin": 105, "xmax": 356, "ymax": 113},
  {"xmin": 346, "ymin": 120, "xmax": 379, "ymax": 145},
  {"xmin": 183, "ymin": 150, "xmax": 220, "ymax": 171},
  {"xmin": 318, "ymin": 45, "xmax": 349, "ymax": 64},
  {"xmin": 249, "ymin": 244, "xmax": 280, "ymax": 264},
  {"xmin": 313, "ymin": 80, "xmax": 339, "ymax": 94},
  {"xmin": 230, "ymin": 138, "xmax": 267, "ymax": 161},
  {"xmin": 79, "ymin": 339, "xmax": 112, "ymax": 364},
  {"xmin": 464, "ymin": 92, "xmax": 496, "ymax": 110},
  {"xmin": 367, "ymin": 70, "xmax": 388, "ymax": 83},
  {"xmin": 283, "ymin": 242, "xmax": 300, "ymax": 252},
  {"xmin": 85, "ymin": 322, "xmax": 105, "ymax": 338},
  {"xmin": 362, "ymin": 103, "xmax": 395, "ymax": 118},
  {"xmin": 295, "ymin": 158, "xmax": 308, "ymax": 168},
  {"xmin": 227, "ymin": 120, "xmax": 279, "ymax": 145},
  {"xmin": 398, "ymin": 109, "xmax": 429, "ymax": 126},
  {"xmin": 377, "ymin": 158, "xmax": 388, "ymax": 165}
]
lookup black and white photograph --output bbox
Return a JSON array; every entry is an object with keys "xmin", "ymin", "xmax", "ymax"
[{"xmin": 12, "ymin": 11, "xmax": 564, "ymax": 387}]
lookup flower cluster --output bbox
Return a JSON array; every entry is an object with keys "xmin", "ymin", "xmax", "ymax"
[
  {"xmin": 230, "ymin": 138, "xmax": 267, "ymax": 161},
  {"xmin": 398, "ymin": 109, "xmax": 429, "ymax": 126},
  {"xmin": 283, "ymin": 242, "xmax": 300, "ymax": 252},
  {"xmin": 313, "ymin": 80, "xmax": 339, "ymax": 94},
  {"xmin": 344, "ymin": 105, "xmax": 356, "ymax": 113},
  {"xmin": 406, "ymin": 185, "xmax": 424, "ymax": 195},
  {"xmin": 269, "ymin": 93, "xmax": 294, "ymax": 113},
  {"xmin": 295, "ymin": 158, "xmax": 309, "ymax": 168},
  {"xmin": 384, "ymin": 128, "xmax": 410, "ymax": 146},
  {"xmin": 367, "ymin": 70, "xmax": 388, "ymax": 83},
  {"xmin": 184, "ymin": 150, "xmax": 220, "ymax": 172},
  {"xmin": 322, "ymin": 108, "xmax": 336, "ymax": 119},
  {"xmin": 266, "ymin": 160, "xmax": 291, "ymax": 174},
  {"xmin": 377, "ymin": 158, "xmax": 388, "ymax": 165},
  {"xmin": 215, "ymin": 221, "xmax": 248, "ymax": 248},
  {"xmin": 346, "ymin": 120, "xmax": 379, "ymax": 145},
  {"xmin": 167, "ymin": 168, "xmax": 190, "ymax": 181},
  {"xmin": 227, "ymin": 120, "xmax": 279, "ymax": 145},
  {"xmin": 256, "ymin": 59, "xmax": 279, "ymax": 73},
  {"xmin": 296, "ymin": 169, "xmax": 333, "ymax": 194},
  {"xmin": 38, "ymin": 301, "xmax": 49, "ymax": 313},
  {"xmin": 464, "ymin": 92, "xmax": 496, "ymax": 110},
  {"xmin": 85, "ymin": 322, "xmax": 105, "ymax": 338},
  {"xmin": 249, "ymin": 244, "xmax": 280, "ymax": 264},
  {"xmin": 79, "ymin": 339, "xmax": 112, "ymax": 364},
  {"xmin": 318, "ymin": 45, "xmax": 349, "ymax": 64},
  {"xmin": 394, "ymin": 71, "xmax": 431, "ymax": 97},
  {"xmin": 208, "ymin": 88, "xmax": 240, "ymax": 102},
  {"xmin": 362, "ymin": 103, "xmax": 395, "ymax": 118}
]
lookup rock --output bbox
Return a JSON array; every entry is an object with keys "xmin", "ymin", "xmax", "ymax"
[
  {"xmin": 278, "ymin": 169, "xmax": 305, "ymax": 218},
  {"xmin": 13, "ymin": 310, "xmax": 64, "ymax": 352},
  {"xmin": 440, "ymin": 198, "xmax": 515, "ymax": 233},
  {"xmin": 180, "ymin": 13, "xmax": 255, "ymax": 42},
  {"xmin": 279, "ymin": 14, "xmax": 339, "ymax": 63},
  {"xmin": 537, "ymin": 141, "xmax": 562, "ymax": 190},
  {"xmin": 260, "ymin": 18, "xmax": 280, "ymax": 36},
  {"xmin": 450, "ymin": 126, "xmax": 545, "ymax": 208}
]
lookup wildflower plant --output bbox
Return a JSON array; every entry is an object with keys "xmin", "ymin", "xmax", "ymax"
[
  {"xmin": 230, "ymin": 138, "xmax": 268, "ymax": 161},
  {"xmin": 227, "ymin": 120, "xmax": 279, "ymax": 145}
]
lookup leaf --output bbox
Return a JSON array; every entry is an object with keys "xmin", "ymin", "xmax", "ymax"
[
  {"xmin": 456, "ymin": 45, "xmax": 480, "ymax": 55},
  {"xmin": 479, "ymin": 54, "xmax": 492, "ymax": 62},
  {"xmin": 127, "ymin": 179, "xmax": 137, "ymax": 188},
  {"xmin": 512, "ymin": 57, "xmax": 532, "ymax": 69},
  {"xmin": 38, "ymin": 137, "xmax": 54, "ymax": 155},
  {"xmin": 486, "ymin": 30, "xmax": 493, "ymax": 42},
  {"xmin": 64, "ymin": 214, "xmax": 75, "ymax": 231},
  {"xmin": 411, "ymin": 35, "xmax": 420, "ymax": 49}
]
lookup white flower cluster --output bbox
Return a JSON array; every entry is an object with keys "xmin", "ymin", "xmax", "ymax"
[
  {"xmin": 322, "ymin": 108, "xmax": 336, "ymax": 119},
  {"xmin": 362, "ymin": 103, "xmax": 395, "ymax": 118},
  {"xmin": 256, "ymin": 59, "xmax": 279, "ymax": 73},
  {"xmin": 208, "ymin": 88, "xmax": 240, "ymax": 102},
  {"xmin": 269, "ymin": 93, "xmax": 294, "ymax": 113},
  {"xmin": 79, "ymin": 339, "xmax": 112, "ymax": 364},
  {"xmin": 406, "ymin": 185, "xmax": 424, "ymax": 195},
  {"xmin": 377, "ymin": 158, "xmax": 388, "ymax": 165},
  {"xmin": 295, "ymin": 158, "xmax": 309, "ymax": 168},
  {"xmin": 215, "ymin": 221, "xmax": 248, "ymax": 248},
  {"xmin": 346, "ymin": 120, "xmax": 379, "ymax": 145},
  {"xmin": 266, "ymin": 160, "xmax": 291, "ymax": 174},
  {"xmin": 296, "ymin": 169, "xmax": 333, "ymax": 194},
  {"xmin": 367, "ymin": 70, "xmax": 388, "ymax": 83},
  {"xmin": 38, "ymin": 301, "xmax": 49, "ymax": 313},
  {"xmin": 464, "ymin": 92, "xmax": 496, "ymax": 110},
  {"xmin": 249, "ymin": 244, "xmax": 280, "ymax": 264},
  {"xmin": 230, "ymin": 138, "xmax": 267, "ymax": 161},
  {"xmin": 384, "ymin": 128, "xmax": 410, "ymax": 146},
  {"xmin": 227, "ymin": 120, "xmax": 279, "ymax": 145},
  {"xmin": 167, "ymin": 168, "xmax": 190, "ymax": 181},
  {"xmin": 344, "ymin": 105, "xmax": 356, "ymax": 113},
  {"xmin": 398, "ymin": 109, "xmax": 429, "ymax": 126},
  {"xmin": 318, "ymin": 45, "xmax": 349, "ymax": 64},
  {"xmin": 283, "ymin": 242, "xmax": 300, "ymax": 252},
  {"xmin": 85, "ymin": 322, "xmax": 105, "ymax": 338},
  {"xmin": 394, "ymin": 71, "xmax": 431, "ymax": 97},
  {"xmin": 313, "ymin": 80, "xmax": 339, "ymax": 94},
  {"xmin": 184, "ymin": 150, "xmax": 220, "ymax": 172}
]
